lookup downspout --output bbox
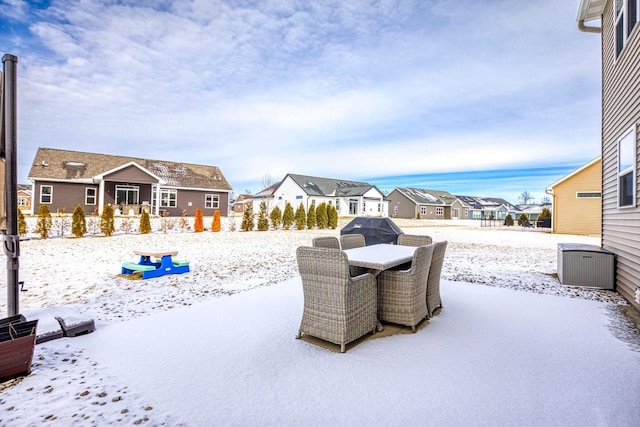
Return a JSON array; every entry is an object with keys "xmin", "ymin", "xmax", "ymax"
[
  {"xmin": 578, "ymin": 19, "xmax": 601, "ymax": 33},
  {"xmin": 544, "ymin": 187, "xmax": 556, "ymax": 232}
]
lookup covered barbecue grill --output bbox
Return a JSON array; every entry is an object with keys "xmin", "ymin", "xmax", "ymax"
[{"xmin": 340, "ymin": 217, "xmax": 404, "ymax": 245}]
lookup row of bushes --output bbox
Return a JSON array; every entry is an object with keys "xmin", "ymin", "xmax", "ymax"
[
  {"xmin": 240, "ymin": 201, "xmax": 338, "ymax": 231},
  {"xmin": 23, "ymin": 204, "xmax": 223, "ymax": 239},
  {"xmin": 503, "ymin": 208, "xmax": 551, "ymax": 227}
]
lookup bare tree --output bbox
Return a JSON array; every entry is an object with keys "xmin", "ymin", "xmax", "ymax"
[
  {"xmin": 541, "ymin": 196, "xmax": 551, "ymax": 204},
  {"xmin": 519, "ymin": 191, "xmax": 534, "ymax": 204}
]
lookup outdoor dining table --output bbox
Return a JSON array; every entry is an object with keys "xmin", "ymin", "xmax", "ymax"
[
  {"xmin": 343, "ymin": 243, "xmax": 418, "ymax": 275},
  {"xmin": 343, "ymin": 243, "xmax": 419, "ymax": 332}
]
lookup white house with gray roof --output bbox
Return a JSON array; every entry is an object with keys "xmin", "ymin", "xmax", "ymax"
[{"xmin": 255, "ymin": 173, "xmax": 388, "ymax": 217}]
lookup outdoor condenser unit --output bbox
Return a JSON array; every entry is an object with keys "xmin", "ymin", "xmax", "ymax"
[{"xmin": 557, "ymin": 243, "xmax": 614, "ymax": 289}]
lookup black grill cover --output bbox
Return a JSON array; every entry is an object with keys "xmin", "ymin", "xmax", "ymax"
[{"xmin": 340, "ymin": 217, "xmax": 404, "ymax": 245}]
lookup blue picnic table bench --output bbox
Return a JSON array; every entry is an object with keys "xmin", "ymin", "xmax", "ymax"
[{"xmin": 121, "ymin": 249, "xmax": 189, "ymax": 279}]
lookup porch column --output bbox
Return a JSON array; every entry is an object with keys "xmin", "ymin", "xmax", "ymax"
[{"xmin": 98, "ymin": 179, "xmax": 105, "ymax": 214}]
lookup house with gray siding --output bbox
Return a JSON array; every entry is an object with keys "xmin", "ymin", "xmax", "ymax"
[
  {"xmin": 454, "ymin": 196, "xmax": 520, "ymax": 221},
  {"xmin": 387, "ymin": 188, "xmax": 457, "ymax": 219},
  {"xmin": 28, "ymin": 148, "xmax": 232, "ymax": 217},
  {"xmin": 578, "ymin": 0, "xmax": 640, "ymax": 309}
]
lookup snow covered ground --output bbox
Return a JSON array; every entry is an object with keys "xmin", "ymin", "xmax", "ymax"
[{"xmin": 1, "ymin": 218, "xmax": 639, "ymax": 426}]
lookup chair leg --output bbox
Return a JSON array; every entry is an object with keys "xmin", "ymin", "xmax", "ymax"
[
  {"xmin": 296, "ymin": 331, "xmax": 302, "ymax": 339},
  {"xmin": 411, "ymin": 325, "xmax": 416, "ymax": 333},
  {"xmin": 340, "ymin": 343, "xmax": 346, "ymax": 353}
]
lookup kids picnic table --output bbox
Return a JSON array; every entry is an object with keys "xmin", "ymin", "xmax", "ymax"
[{"xmin": 121, "ymin": 249, "xmax": 190, "ymax": 279}]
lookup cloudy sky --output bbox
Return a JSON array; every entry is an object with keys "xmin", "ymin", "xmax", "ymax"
[{"xmin": 1, "ymin": 0, "xmax": 601, "ymax": 203}]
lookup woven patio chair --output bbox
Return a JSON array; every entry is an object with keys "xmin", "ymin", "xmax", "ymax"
[
  {"xmin": 397, "ymin": 234, "xmax": 433, "ymax": 247},
  {"xmin": 312, "ymin": 236, "xmax": 340, "ymax": 249},
  {"xmin": 340, "ymin": 233, "xmax": 366, "ymax": 250},
  {"xmin": 426, "ymin": 241, "xmax": 448, "ymax": 318},
  {"xmin": 339, "ymin": 234, "xmax": 367, "ymax": 276},
  {"xmin": 296, "ymin": 246, "xmax": 377, "ymax": 353},
  {"xmin": 376, "ymin": 245, "xmax": 434, "ymax": 332}
]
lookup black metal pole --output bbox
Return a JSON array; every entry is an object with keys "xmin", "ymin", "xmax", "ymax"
[{"xmin": 3, "ymin": 54, "xmax": 20, "ymax": 316}]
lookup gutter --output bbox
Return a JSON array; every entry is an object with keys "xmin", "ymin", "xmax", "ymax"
[{"xmin": 578, "ymin": 19, "xmax": 601, "ymax": 33}]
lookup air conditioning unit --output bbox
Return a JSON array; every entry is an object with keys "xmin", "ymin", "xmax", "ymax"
[{"xmin": 557, "ymin": 243, "xmax": 614, "ymax": 289}]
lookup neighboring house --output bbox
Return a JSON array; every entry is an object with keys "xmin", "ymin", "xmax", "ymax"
[
  {"xmin": 251, "ymin": 183, "xmax": 279, "ymax": 212},
  {"xmin": 578, "ymin": 0, "xmax": 640, "ymax": 309},
  {"xmin": 259, "ymin": 173, "xmax": 388, "ymax": 217},
  {"xmin": 232, "ymin": 194, "xmax": 253, "ymax": 214},
  {"xmin": 28, "ymin": 148, "xmax": 232, "ymax": 217},
  {"xmin": 454, "ymin": 196, "xmax": 520, "ymax": 221},
  {"xmin": 387, "ymin": 188, "xmax": 457, "ymax": 219},
  {"xmin": 17, "ymin": 184, "xmax": 33, "ymax": 215},
  {"xmin": 545, "ymin": 157, "xmax": 602, "ymax": 235},
  {"xmin": 516, "ymin": 203, "xmax": 553, "ymax": 223}
]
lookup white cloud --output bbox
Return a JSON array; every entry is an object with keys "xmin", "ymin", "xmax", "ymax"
[{"xmin": 6, "ymin": 0, "xmax": 602, "ymax": 197}]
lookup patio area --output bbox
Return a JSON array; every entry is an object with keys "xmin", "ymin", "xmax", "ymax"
[{"xmin": 65, "ymin": 278, "xmax": 640, "ymax": 425}]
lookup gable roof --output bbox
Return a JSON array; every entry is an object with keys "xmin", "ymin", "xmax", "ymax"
[
  {"xmin": 392, "ymin": 187, "xmax": 457, "ymax": 206},
  {"xmin": 285, "ymin": 173, "xmax": 382, "ymax": 198},
  {"xmin": 546, "ymin": 157, "xmax": 601, "ymax": 192},
  {"xmin": 253, "ymin": 183, "xmax": 279, "ymax": 198},
  {"xmin": 28, "ymin": 147, "xmax": 233, "ymax": 191}
]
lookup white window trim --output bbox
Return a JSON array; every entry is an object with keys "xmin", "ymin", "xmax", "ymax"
[
  {"xmin": 40, "ymin": 185, "xmax": 52, "ymax": 204},
  {"xmin": 205, "ymin": 194, "xmax": 219, "ymax": 209},
  {"xmin": 160, "ymin": 189, "xmax": 178, "ymax": 208},
  {"xmin": 85, "ymin": 187, "xmax": 97, "ymax": 205},
  {"xmin": 615, "ymin": 0, "xmax": 639, "ymax": 59},
  {"xmin": 435, "ymin": 207, "xmax": 444, "ymax": 216},
  {"xmin": 617, "ymin": 124, "xmax": 637, "ymax": 209}
]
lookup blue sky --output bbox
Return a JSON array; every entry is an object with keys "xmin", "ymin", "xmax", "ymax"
[{"xmin": 1, "ymin": 0, "xmax": 601, "ymax": 204}]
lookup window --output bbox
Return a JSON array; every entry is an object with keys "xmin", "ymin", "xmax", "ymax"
[
  {"xmin": 205, "ymin": 194, "xmax": 219, "ymax": 209},
  {"xmin": 40, "ymin": 185, "xmax": 52, "ymax": 204},
  {"xmin": 335, "ymin": 199, "xmax": 340, "ymax": 212},
  {"xmin": 115, "ymin": 185, "xmax": 139, "ymax": 205},
  {"xmin": 420, "ymin": 206, "xmax": 428, "ymax": 215},
  {"xmin": 576, "ymin": 192, "xmax": 602, "ymax": 198},
  {"xmin": 394, "ymin": 205, "xmax": 398, "ymax": 215},
  {"xmin": 618, "ymin": 126, "xmax": 637, "ymax": 207},
  {"xmin": 464, "ymin": 208, "xmax": 469, "ymax": 217},
  {"xmin": 377, "ymin": 203, "xmax": 382, "ymax": 213},
  {"xmin": 453, "ymin": 208, "xmax": 459, "ymax": 218},
  {"xmin": 160, "ymin": 189, "xmax": 177, "ymax": 208},
  {"xmin": 435, "ymin": 207, "xmax": 444, "ymax": 216},
  {"xmin": 86, "ymin": 188, "xmax": 96, "ymax": 205},
  {"xmin": 472, "ymin": 210, "xmax": 481, "ymax": 219},
  {"xmin": 18, "ymin": 197, "xmax": 27, "ymax": 206},
  {"xmin": 615, "ymin": 0, "xmax": 639, "ymax": 58},
  {"xmin": 349, "ymin": 199, "xmax": 358, "ymax": 215}
]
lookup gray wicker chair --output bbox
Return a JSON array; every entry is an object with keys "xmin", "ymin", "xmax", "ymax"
[
  {"xmin": 296, "ymin": 246, "xmax": 377, "ymax": 352},
  {"xmin": 312, "ymin": 236, "xmax": 340, "ymax": 249},
  {"xmin": 376, "ymin": 245, "xmax": 434, "ymax": 332},
  {"xmin": 426, "ymin": 241, "xmax": 448, "ymax": 318},
  {"xmin": 397, "ymin": 234, "xmax": 433, "ymax": 247},
  {"xmin": 340, "ymin": 233, "xmax": 366, "ymax": 250},
  {"xmin": 339, "ymin": 234, "xmax": 368, "ymax": 276}
]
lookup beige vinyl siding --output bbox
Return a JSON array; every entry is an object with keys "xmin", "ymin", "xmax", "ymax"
[
  {"xmin": 553, "ymin": 160, "xmax": 602, "ymax": 235},
  {"xmin": 601, "ymin": 0, "xmax": 640, "ymax": 308}
]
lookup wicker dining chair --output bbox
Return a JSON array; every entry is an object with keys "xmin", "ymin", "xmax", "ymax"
[
  {"xmin": 340, "ymin": 233, "xmax": 366, "ymax": 250},
  {"xmin": 296, "ymin": 246, "xmax": 377, "ymax": 352},
  {"xmin": 426, "ymin": 241, "xmax": 448, "ymax": 318},
  {"xmin": 397, "ymin": 234, "xmax": 433, "ymax": 247},
  {"xmin": 376, "ymin": 245, "xmax": 434, "ymax": 332},
  {"xmin": 312, "ymin": 236, "xmax": 340, "ymax": 249}
]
